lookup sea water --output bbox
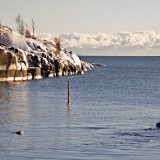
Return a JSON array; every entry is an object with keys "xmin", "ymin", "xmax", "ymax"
[{"xmin": 0, "ymin": 56, "xmax": 160, "ymax": 159}]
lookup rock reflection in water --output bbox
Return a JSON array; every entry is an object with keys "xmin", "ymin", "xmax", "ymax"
[{"xmin": 0, "ymin": 82, "xmax": 30, "ymax": 125}]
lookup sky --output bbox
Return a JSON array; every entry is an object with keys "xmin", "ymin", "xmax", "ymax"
[{"xmin": 1, "ymin": 0, "xmax": 160, "ymax": 56}]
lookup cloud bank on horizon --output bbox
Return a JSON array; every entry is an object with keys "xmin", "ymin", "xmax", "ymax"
[
  {"xmin": 36, "ymin": 31, "xmax": 160, "ymax": 56},
  {"xmin": 37, "ymin": 30, "xmax": 160, "ymax": 48}
]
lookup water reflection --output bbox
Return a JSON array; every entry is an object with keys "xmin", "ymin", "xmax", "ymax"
[
  {"xmin": 0, "ymin": 82, "xmax": 11, "ymax": 105},
  {"xmin": 66, "ymin": 107, "xmax": 71, "ymax": 127},
  {"xmin": 0, "ymin": 81, "xmax": 30, "ymax": 125}
]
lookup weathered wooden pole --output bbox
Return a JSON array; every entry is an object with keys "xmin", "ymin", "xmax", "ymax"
[{"xmin": 67, "ymin": 80, "xmax": 70, "ymax": 107}]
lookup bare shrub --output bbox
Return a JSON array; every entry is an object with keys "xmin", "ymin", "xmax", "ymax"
[
  {"xmin": 15, "ymin": 14, "xmax": 25, "ymax": 35},
  {"xmin": 54, "ymin": 37, "xmax": 62, "ymax": 56},
  {"xmin": 25, "ymin": 24, "xmax": 32, "ymax": 38},
  {"xmin": 31, "ymin": 19, "xmax": 35, "ymax": 39}
]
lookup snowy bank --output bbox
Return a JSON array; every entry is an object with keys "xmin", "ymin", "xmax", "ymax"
[{"xmin": 0, "ymin": 24, "xmax": 93, "ymax": 81}]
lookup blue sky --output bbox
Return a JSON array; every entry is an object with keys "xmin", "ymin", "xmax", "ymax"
[{"xmin": 1, "ymin": 0, "xmax": 160, "ymax": 55}]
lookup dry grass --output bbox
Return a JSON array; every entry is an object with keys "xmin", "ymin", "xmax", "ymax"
[{"xmin": 53, "ymin": 37, "xmax": 62, "ymax": 56}]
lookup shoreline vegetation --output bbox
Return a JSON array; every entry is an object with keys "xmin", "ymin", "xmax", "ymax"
[{"xmin": 0, "ymin": 24, "xmax": 93, "ymax": 81}]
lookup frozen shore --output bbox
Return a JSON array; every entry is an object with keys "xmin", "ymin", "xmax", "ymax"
[{"xmin": 0, "ymin": 24, "xmax": 93, "ymax": 81}]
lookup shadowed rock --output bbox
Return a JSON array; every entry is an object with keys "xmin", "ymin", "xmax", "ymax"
[
  {"xmin": 16, "ymin": 131, "xmax": 24, "ymax": 135},
  {"xmin": 156, "ymin": 122, "xmax": 160, "ymax": 128}
]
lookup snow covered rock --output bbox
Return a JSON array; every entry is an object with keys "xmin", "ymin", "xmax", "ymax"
[
  {"xmin": 0, "ymin": 47, "xmax": 32, "ymax": 81},
  {"xmin": 0, "ymin": 24, "xmax": 93, "ymax": 81}
]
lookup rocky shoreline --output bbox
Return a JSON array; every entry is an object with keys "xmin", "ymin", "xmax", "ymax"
[{"xmin": 0, "ymin": 25, "xmax": 93, "ymax": 81}]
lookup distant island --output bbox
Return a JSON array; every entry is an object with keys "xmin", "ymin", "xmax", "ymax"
[{"xmin": 0, "ymin": 24, "xmax": 93, "ymax": 81}]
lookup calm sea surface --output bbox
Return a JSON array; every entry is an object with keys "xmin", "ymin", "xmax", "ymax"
[{"xmin": 1, "ymin": 56, "xmax": 160, "ymax": 160}]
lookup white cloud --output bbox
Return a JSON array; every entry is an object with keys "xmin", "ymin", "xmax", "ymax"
[
  {"xmin": 36, "ymin": 33, "xmax": 55, "ymax": 41},
  {"xmin": 57, "ymin": 31, "xmax": 160, "ymax": 50},
  {"xmin": 36, "ymin": 31, "xmax": 160, "ymax": 51},
  {"xmin": 59, "ymin": 33, "xmax": 119, "ymax": 49}
]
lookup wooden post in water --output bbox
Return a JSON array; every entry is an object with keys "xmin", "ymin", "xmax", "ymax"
[{"xmin": 67, "ymin": 80, "xmax": 70, "ymax": 107}]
